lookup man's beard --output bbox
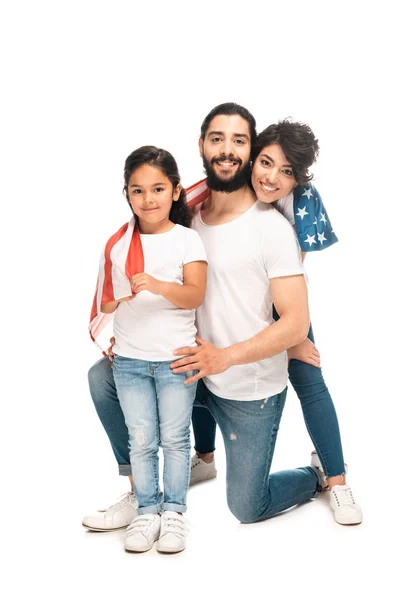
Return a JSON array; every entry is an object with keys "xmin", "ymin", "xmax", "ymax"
[{"xmin": 202, "ymin": 153, "xmax": 252, "ymax": 193}]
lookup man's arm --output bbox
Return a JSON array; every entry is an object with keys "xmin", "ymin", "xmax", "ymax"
[
  {"xmin": 227, "ymin": 273, "xmax": 309, "ymax": 365},
  {"xmin": 170, "ymin": 273, "xmax": 309, "ymax": 383}
]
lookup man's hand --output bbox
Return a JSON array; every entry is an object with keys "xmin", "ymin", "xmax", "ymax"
[
  {"xmin": 107, "ymin": 337, "xmax": 116, "ymax": 363},
  {"xmin": 130, "ymin": 273, "xmax": 163, "ymax": 295},
  {"xmin": 287, "ymin": 338, "xmax": 321, "ymax": 368},
  {"xmin": 170, "ymin": 336, "xmax": 232, "ymax": 384}
]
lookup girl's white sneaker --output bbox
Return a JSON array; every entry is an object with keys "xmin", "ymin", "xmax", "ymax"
[
  {"xmin": 124, "ymin": 513, "xmax": 161, "ymax": 552},
  {"xmin": 157, "ymin": 511, "xmax": 188, "ymax": 553}
]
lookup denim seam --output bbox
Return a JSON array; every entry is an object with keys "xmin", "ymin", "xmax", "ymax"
[{"xmin": 259, "ymin": 394, "xmax": 284, "ymax": 517}]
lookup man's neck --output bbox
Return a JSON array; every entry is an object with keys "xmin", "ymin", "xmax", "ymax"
[{"xmin": 201, "ymin": 185, "xmax": 257, "ymax": 226}]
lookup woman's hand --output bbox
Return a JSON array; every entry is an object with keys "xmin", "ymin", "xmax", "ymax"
[{"xmin": 287, "ymin": 338, "xmax": 321, "ymax": 368}]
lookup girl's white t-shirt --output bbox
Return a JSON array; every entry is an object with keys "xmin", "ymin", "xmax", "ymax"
[{"xmin": 113, "ymin": 224, "xmax": 207, "ymax": 361}]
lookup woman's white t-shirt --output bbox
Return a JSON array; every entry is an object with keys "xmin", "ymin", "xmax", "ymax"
[{"xmin": 113, "ymin": 224, "xmax": 207, "ymax": 361}]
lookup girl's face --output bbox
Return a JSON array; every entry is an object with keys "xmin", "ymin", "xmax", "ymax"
[
  {"xmin": 127, "ymin": 164, "xmax": 181, "ymax": 233},
  {"xmin": 251, "ymin": 143, "xmax": 297, "ymax": 203}
]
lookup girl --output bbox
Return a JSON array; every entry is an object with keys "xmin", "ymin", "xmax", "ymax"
[{"xmin": 100, "ymin": 146, "xmax": 207, "ymax": 552}]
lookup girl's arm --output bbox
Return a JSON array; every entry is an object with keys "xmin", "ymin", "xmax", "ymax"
[
  {"xmin": 100, "ymin": 295, "xmax": 133, "ymax": 314},
  {"xmin": 130, "ymin": 260, "xmax": 207, "ymax": 310}
]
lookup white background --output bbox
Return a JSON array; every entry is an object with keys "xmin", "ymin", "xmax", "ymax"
[{"xmin": 2, "ymin": 1, "xmax": 398, "ymax": 598}]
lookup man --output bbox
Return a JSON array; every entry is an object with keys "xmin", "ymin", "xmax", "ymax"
[{"xmin": 83, "ymin": 103, "xmax": 322, "ymax": 532}]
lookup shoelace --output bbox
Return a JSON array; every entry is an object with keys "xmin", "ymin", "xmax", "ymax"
[
  {"xmin": 191, "ymin": 459, "xmax": 201, "ymax": 470},
  {"xmin": 332, "ymin": 486, "xmax": 355, "ymax": 507},
  {"xmin": 160, "ymin": 514, "xmax": 188, "ymax": 540},
  {"xmin": 105, "ymin": 492, "xmax": 135, "ymax": 514},
  {"xmin": 126, "ymin": 515, "xmax": 158, "ymax": 535}
]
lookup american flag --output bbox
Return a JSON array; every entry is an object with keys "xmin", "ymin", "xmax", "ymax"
[
  {"xmin": 293, "ymin": 184, "xmax": 338, "ymax": 252},
  {"xmin": 89, "ymin": 179, "xmax": 337, "ymax": 352}
]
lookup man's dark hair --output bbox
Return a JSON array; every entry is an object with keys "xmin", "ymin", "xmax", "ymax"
[
  {"xmin": 252, "ymin": 119, "xmax": 319, "ymax": 184},
  {"xmin": 200, "ymin": 102, "xmax": 257, "ymax": 146}
]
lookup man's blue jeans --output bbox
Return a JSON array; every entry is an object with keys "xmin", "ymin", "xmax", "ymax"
[
  {"xmin": 193, "ymin": 380, "xmax": 321, "ymax": 522},
  {"xmin": 88, "ymin": 359, "xmax": 321, "ymax": 522},
  {"xmin": 112, "ymin": 356, "xmax": 197, "ymax": 514},
  {"xmin": 192, "ymin": 322, "xmax": 346, "ymax": 478}
]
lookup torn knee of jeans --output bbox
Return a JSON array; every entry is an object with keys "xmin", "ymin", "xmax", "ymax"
[
  {"xmin": 134, "ymin": 427, "xmax": 146, "ymax": 447},
  {"xmin": 229, "ymin": 433, "xmax": 237, "ymax": 441}
]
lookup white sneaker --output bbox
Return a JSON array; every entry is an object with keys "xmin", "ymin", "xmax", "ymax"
[
  {"xmin": 190, "ymin": 454, "xmax": 217, "ymax": 485},
  {"xmin": 125, "ymin": 513, "xmax": 161, "ymax": 552},
  {"xmin": 310, "ymin": 451, "xmax": 362, "ymax": 525},
  {"xmin": 330, "ymin": 485, "xmax": 363, "ymax": 525},
  {"xmin": 82, "ymin": 492, "xmax": 138, "ymax": 531},
  {"xmin": 157, "ymin": 511, "xmax": 188, "ymax": 553}
]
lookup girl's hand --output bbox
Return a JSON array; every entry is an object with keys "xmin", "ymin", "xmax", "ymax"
[
  {"xmin": 130, "ymin": 273, "xmax": 164, "ymax": 295},
  {"xmin": 287, "ymin": 338, "xmax": 321, "ymax": 368}
]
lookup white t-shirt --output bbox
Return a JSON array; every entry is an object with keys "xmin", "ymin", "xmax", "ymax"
[
  {"xmin": 192, "ymin": 201, "xmax": 304, "ymax": 401},
  {"xmin": 274, "ymin": 192, "xmax": 295, "ymax": 225},
  {"xmin": 113, "ymin": 224, "xmax": 207, "ymax": 361}
]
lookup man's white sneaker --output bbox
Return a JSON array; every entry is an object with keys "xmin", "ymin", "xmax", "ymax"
[
  {"xmin": 157, "ymin": 511, "xmax": 188, "ymax": 553},
  {"xmin": 190, "ymin": 454, "xmax": 217, "ymax": 485},
  {"xmin": 125, "ymin": 513, "xmax": 161, "ymax": 552},
  {"xmin": 82, "ymin": 492, "xmax": 138, "ymax": 531},
  {"xmin": 330, "ymin": 485, "xmax": 363, "ymax": 525}
]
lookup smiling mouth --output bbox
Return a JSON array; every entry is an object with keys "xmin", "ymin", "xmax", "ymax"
[
  {"xmin": 260, "ymin": 182, "xmax": 279, "ymax": 193},
  {"xmin": 142, "ymin": 207, "xmax": 158, "ymax": 211}
]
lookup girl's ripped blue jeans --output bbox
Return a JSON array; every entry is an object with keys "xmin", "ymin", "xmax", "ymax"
[{"xmin": 112, "ymin": 356, "xmax": 197, "ymax": 514}]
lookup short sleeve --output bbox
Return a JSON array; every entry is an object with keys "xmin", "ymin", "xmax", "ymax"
[
  {"xmin": 260, "ymin": 209, "xmax": 304, "ymax": 280},
  {"xmin": 183, "ymin": 228, "xmax": 208, "ymax": 265},
  {"xmin": 274, "ymin": 192, "xmax": 295, "ymax": 225}
]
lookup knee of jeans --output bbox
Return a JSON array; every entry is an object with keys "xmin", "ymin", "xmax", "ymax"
[
  {"xmin": 227, "ymin": 494, "xmax": 259, "ymax": 524},
  {"xmin": 129, "ymin": 426, "xmax": 158, "ymax": 453},
  {"xmin": 160, "ymin": 430, "xmax": 190, "ymax": 452},
  {"xmin": 88, "ymin": 359, "xmax": 112, "ymax": 401}
]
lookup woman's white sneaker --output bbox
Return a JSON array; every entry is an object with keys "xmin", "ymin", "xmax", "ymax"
[
  {"xmin": 330, "ymin": 485, "xmax": 363, "ymax": 525},
  {"xmin": 125, "ymin": 514, "xmax": 161, "ymax": 552},
  {"xmin": 82, "ymin": 492, "xmax": 138, "ymax": 531},
  {"xmin": 157, "ymin": 512, "xmax": 188, "ymax": 553},
  {"xmin": 190, "ymin": 454, "xmax": 217, "ymax": 485}
]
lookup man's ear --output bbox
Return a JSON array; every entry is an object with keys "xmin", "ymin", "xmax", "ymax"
[{"xmin": 198, "ymin": 138, "xmax": 204, "ymax": 157}]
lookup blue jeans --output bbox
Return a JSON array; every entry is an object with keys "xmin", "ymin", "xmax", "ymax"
[
  {"xmin": 112, "ymin": 356, "xmax": 197, "ymax": 514},
  {"xmin": 87, "ymin": 358, "xmax": 321, "ymax": 522},
  {"xmin": 194, "ymin": 380, "xmax": 321, "ymax": 522},
  {"xmin": 192, "ymin": 321, "xmax": 346, "ymax": 478}
]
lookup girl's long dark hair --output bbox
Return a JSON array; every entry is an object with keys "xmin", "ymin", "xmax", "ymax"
[{"xmin": 123, "ymin": 146, "xmax": 192, "ymax": 227}]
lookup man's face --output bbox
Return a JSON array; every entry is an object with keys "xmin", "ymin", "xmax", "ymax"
[{"xmin": 199, "ymin": 114, "xmax": 252, "ymax": 192}]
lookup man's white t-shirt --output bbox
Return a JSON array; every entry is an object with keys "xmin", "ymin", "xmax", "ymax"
[
  {"xmin": 192, "ymin": 201, "xmax": 304, "ymax": 401},
  {"xmin": 113, "ymin": 224, "xmax": 207, "ymax": 361}
]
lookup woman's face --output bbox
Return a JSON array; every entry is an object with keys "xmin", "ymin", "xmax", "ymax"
[{"xmin": 251, "ymin": 143, "xmax": 297, "ymax": 203}]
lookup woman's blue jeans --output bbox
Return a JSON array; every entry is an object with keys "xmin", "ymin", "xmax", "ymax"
[
  {"xmin": 112, "ymin": 356, "xmax": 197, "ymax": 514},
  {"xmin": 192, "ymin": 321, "xmax": 346, "ymax": 478}
]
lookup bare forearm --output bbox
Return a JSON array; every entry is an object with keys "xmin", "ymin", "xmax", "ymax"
[
  {"xmin": 226, "ymin": 313, "xmax": 309, "ymax": 367},
  {"xmin": 159, "ymin": 282, "xmax": 204, "ymax": 309},
  {"xmin": 100, "ymin": 295, "xmax": 132, "ymax": 314}
]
